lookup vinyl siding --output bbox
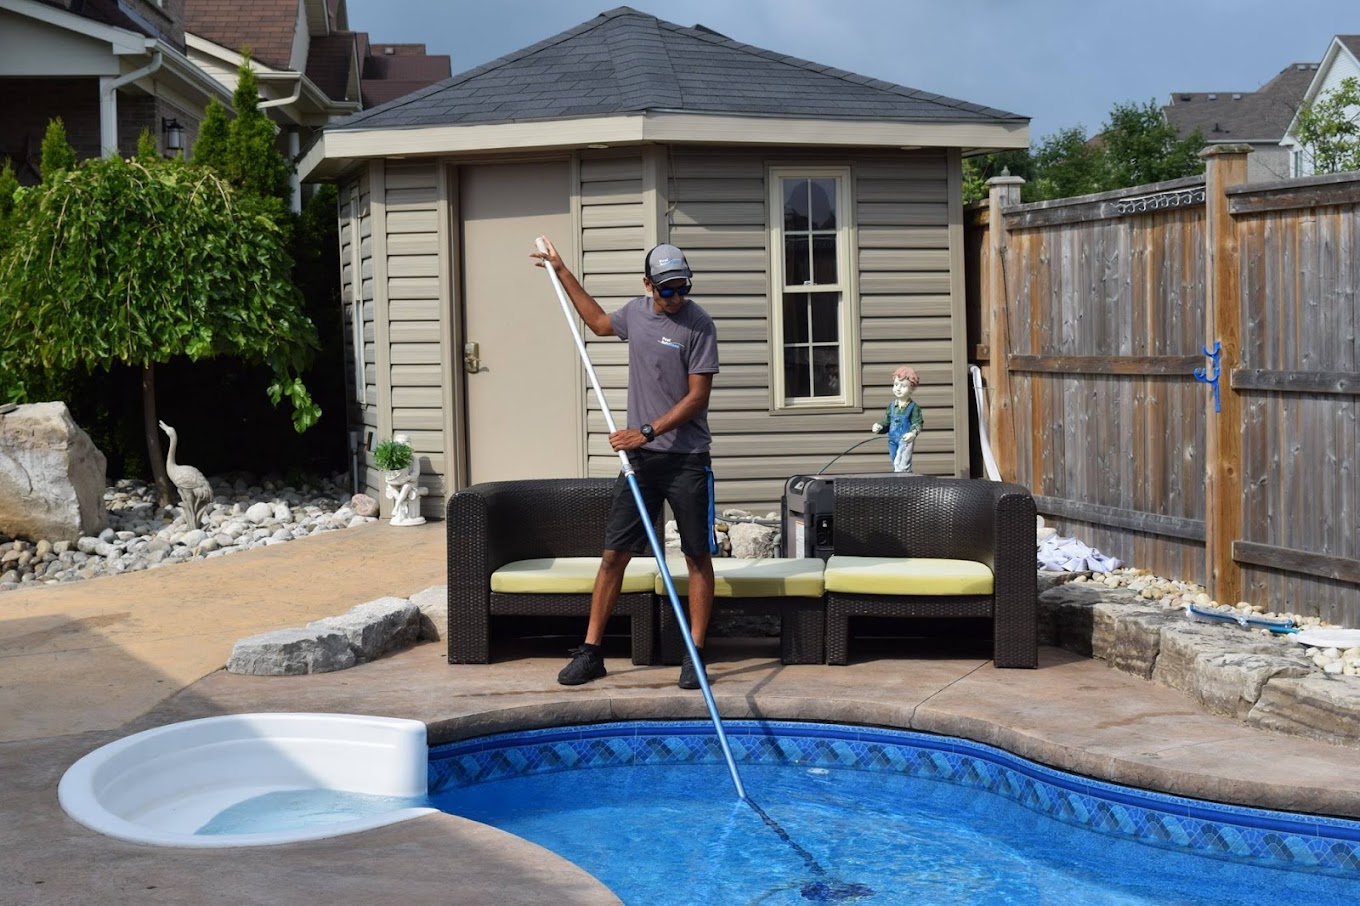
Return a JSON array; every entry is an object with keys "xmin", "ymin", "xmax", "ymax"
[
  {"xmin": 650, "ymin": 149, "xmax": 960, "ymax": 512},
  {"xmin": 579, "ymin": 151, "xmax": 649, "ymax": 482},
  {"xmin": 379, "ymin": 162, "xmax": 447, "ymax": 514}
]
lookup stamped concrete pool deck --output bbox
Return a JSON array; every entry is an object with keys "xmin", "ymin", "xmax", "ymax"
[{"xmin": 2, "ymin": 520, "xmax": 1358, "ymax": 905}]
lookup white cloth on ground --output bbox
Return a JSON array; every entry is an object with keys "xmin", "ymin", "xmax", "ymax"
[{"xmin": 1037, "ymin": 535, "xmax": 1122, "ymax": 573}]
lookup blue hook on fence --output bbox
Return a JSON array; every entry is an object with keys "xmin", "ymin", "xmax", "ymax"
[{"xmin": 1193, "ymin": 340, "xmax": 1222, "ymax": 413}]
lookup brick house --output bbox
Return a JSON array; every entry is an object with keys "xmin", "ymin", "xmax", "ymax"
[{"xmin": 0, "ymin": 0, "xmax": 449, "ymax": 200}]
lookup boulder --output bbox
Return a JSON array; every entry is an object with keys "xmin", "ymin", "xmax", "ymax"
[
  {"xmin": 227, "ymin": 627, "xmax": 357, "ymax": 675},
  {"xmin": 409, "ymin": 584, "xmax": 447, "ymax": 641},
  {"xmin": 728, "ymin": 522, "xmax": 780, "ymax": 559},
  {"xmin": 308, "ymin": 596, "xmax": 420, "ymax": 661},
  {"xmin": 0, "ymin": 402, "xmax": 108, "ymax": 542},
  {"xmin": 1248, "ymin": 674, "xmax": 1360, "ymax": 749}
]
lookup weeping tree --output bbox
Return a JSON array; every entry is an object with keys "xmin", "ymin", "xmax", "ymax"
[{"xmin": 0, "ymin": 125, "xmax": 319, "ymax": 504}]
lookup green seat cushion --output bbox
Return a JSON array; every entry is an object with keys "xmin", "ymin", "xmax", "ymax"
[
  {"xmin": 824, "ymin": 556, "xmax": 994, "ymax": 596},
  {"xmin": 656, "ymin": 557, "xmax": 825, "ymax": 598},
  {"xmin": 491, "ymin": 557, "xmax": 659, "ymax": 594}
]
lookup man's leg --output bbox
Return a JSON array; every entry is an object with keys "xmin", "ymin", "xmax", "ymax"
[
  {"xmin": 560, "ymin": 468, "xmax": 659, "ymax": 686},
  {"xmin": 668, "ymin": 453, "xmax": 717, "ymax": 689},
  {"xmin": 583, "ymin": 549, "xmax": 633, "ymax": 645},
  {"xmin": 683, "ymin": 552, "xmax": 714, "ymax": 648}
]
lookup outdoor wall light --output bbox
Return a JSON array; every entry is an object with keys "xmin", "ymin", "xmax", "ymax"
[{"xmin": 161, "ymin": 117, "xmax": 184, "ymax": 155}]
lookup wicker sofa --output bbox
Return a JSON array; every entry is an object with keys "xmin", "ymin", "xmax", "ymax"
[
  {"xmin": 446, "ymin": 478, "xmax": 659, "ymax": 665},
  {"xmin": 655, "ymin": 556, "xmax": 827, "ymax": 665},
  {"xmin": 824, "ymin": 477, "xmax": 1038, "ymax": 668}
]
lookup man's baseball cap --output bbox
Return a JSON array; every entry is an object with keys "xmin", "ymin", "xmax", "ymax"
[{"xmin": 645, "ymin": 244, "xmax": 692, "ymax": 284}]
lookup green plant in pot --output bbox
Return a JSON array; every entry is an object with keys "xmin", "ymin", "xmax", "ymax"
[
  {"xmin": 373, "ymin": 434, "xmax": 427, "ymax": 526},
  {"xmin": 373, "ymin": 436, "xmax": 414, "ymax": 480}
]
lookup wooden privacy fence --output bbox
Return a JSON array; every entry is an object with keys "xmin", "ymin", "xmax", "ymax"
[{"xmin": 965, "ymin": 147, "xmax": 1360, "ymax": 625}]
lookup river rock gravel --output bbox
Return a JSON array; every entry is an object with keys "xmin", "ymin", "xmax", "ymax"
[{"xmin": 0, "ymin": 474, "xmax": 376, "ymax": 592}]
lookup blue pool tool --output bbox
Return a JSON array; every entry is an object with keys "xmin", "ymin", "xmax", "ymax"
[{"xmin": 1186, "ymin": 602, "xmax": 1297, "ymax": 634}]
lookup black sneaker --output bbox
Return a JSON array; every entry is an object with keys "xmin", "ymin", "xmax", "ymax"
[
  {"xmin": 557, "ymin": 646, "xmax": 606, "ymax": 686},
  {"xmin": 678, "ymin": 651, "xmax": 709, "ymax": 690}
]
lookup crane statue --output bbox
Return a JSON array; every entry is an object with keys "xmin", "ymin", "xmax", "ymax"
[{"xmin": 158, "ymin": 420, "xmax": 213, "ymax": 530}]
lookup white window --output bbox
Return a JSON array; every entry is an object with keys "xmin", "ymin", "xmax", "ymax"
[{"xmin": 768, "ymin": 167, "xmax": 859, "ymax": 410}]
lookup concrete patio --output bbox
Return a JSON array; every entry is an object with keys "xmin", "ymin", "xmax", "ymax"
[{"xmin": 3, "ymin": 520, "xmax": 1359, "ymax": 905}]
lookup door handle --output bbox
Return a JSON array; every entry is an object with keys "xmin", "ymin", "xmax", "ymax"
[{"xmin": 463, "ymin": 341, "xmax": 480, "ymax": 374}]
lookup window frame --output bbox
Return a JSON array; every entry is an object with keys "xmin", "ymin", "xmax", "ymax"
[{"xmin": 767, "ymin": 165, "xmax": 861, "ymax": 413}]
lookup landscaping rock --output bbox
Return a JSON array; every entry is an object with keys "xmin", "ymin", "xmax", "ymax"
[
  {"xmin": 409, "ymin": 585, "xmax": 447, "ymax": 641},
  {"xmin": 308, "ymin": 596, "xmax": 420, "ymax": 661},
  {"xmin": 1152, "ymin": 622, "xmax": 1265, "ymax": 697},
  {"xmin": 728, "ymin": 522, "xmax": 780, "ymax": 559},
  {"xmin": 1248, "ymin": 674, "xmax": 1360, "ymax": 749},
  {"xmin": 351, "ymin": 494, "xmax": 379, "ymax": 517},
  {"xmin": 227, "ymin": 627, "xmax": 357, "ymax": 675},
  {"xmin": 1193, "ymin": 650, "xmax": 1313, "ymax": 719},
  {"xmin": 0, "ymin": 402, "xmax": 108, "ymax": 542}
]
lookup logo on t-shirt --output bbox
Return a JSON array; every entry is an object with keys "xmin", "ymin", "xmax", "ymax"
[{"xmin": 658, "ymin": 336, "xmax": 681, "ymax": 349}]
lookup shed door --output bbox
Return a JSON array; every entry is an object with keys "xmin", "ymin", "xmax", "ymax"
[{"xmin": 459, "ymin": 162, "xmax": 581, "ymax": 483}]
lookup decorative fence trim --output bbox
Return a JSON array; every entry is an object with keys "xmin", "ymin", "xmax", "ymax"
[{"xmin": 1113, "ymin": 185, "xmax": 1206, "ymax": 215}]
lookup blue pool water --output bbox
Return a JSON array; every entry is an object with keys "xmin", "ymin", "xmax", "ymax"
[
  {"xmin": 428, "ymin": 721, "xmax": 1360, "ymax": 906},
  {"xmin": 196, "ymin": 790, "xmax": 427, "ymax": 836}
]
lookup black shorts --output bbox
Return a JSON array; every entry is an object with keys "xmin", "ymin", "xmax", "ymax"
[{"xmin": 604, "ymin": 451, "xmax": 716, "ymax": 558}]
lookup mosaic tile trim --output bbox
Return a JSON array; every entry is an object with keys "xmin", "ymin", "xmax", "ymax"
[{"xmin": 429, "ymin": 720, "xmax": 1360, "ymax": 874}]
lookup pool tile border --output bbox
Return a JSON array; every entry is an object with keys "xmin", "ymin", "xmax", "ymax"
[{"xmin": 429, "ymin": 720, "xmax": 1360, "ymax": 875}]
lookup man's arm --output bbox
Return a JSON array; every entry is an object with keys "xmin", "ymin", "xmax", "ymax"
[{"xmin": 531, "ymin": 236, "xmax": 614, "ymax": 336}]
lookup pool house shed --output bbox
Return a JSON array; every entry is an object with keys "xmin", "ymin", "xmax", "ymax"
[{"xmin": 298, "ymin": 6, "xmax": 1029, "ymax": 517}]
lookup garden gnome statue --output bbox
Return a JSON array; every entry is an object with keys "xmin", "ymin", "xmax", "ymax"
[
  {"xmin": 157, "ymin": 420, "xmax": 213, "ymax": 530},
  {"xmin": 870, "ymin": 366, "xmax": 924, "ymax": 473},
  {"xmin": 384, "ymin": 434, "xmax": 428, "ymax": 526}
]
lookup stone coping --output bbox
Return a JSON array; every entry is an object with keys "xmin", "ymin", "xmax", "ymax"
[{"xmin": 1039, "ymin": 578, "xmax": 1360, "ymax": 751}]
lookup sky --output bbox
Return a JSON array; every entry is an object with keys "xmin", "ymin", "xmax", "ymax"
[{"xmin": 344, "ymin": 0, "xmax": 1355, "ymax": 143}]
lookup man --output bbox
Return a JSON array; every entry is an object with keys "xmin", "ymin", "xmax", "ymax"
[{"xmin": 531, "ymin": 238, "xmax": 720, "ymax": 689}]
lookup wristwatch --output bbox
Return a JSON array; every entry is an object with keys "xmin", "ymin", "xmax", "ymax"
[{"xmin": 640, "ymin": 423, "xmax": 656, "ymax": 443}]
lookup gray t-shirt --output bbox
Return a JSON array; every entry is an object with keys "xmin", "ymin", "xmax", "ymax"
[{"xmin": 608, "ymin": 296, "xmax": 720, "ymax": 453}]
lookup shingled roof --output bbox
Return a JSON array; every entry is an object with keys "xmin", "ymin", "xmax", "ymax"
[
  {"xmin": 1164, "ymin": 63, "xmax": 1318, "ymax": 143},
  {"xmin": 185, "ymin": 0, "xmax": 300, "ymax": 70},
  {"xmin": 329, "ymin": 6, "xmax": 1025, "ymax": 132}
]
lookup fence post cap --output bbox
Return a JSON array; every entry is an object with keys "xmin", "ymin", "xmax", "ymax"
[{"xmin": 1198, "ymin": 144, "xmax": 1255, "ymax": 159}]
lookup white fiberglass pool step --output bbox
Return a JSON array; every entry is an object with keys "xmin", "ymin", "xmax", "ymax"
[{"xmin": 58, "ymin": 713, "xmax": 436, "ymax": 847}]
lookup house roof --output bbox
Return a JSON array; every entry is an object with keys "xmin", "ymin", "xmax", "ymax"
[
  {"xmin": 329, "ymin": 5, "xmax": 1025, "ymax": 132},
  {"xmin": 306, "ymin": 32, "xmax": 356, "ymax": 102},
  {"xmin": 184, "ymin": 0, "xmax": 300, "ymax": 70},
  {"xmin": 53, "ymin": 0, "xmax": 154, "ymax": 38},
  {"xmin": 1164, "ymin": 62, "xmax": 1317, "ymax": 142},
  {"xmin": 1340, "ymin": 35, "xmax": 1360, "ymax": 58}
]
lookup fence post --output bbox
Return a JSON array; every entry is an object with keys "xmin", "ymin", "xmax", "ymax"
[
  {"xmin": 1200, "ymin": 145, "xmax": 1251, "ymax": 605},
  {"xmin": 985, "ymin": 174, "xmax": 1025, "ymax": 482}
]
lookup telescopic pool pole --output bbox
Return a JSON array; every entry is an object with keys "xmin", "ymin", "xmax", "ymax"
[{"xmin": 535, "ymin": 237, "xmax": 747, "ymax": 802}]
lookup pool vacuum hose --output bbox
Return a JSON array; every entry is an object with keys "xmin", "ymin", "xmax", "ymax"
[{"xmin": 535, "ymin": 237, "xmax": 747, "ymax": 801}]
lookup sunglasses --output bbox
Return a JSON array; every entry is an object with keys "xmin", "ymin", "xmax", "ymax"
[{"xmin": 656, "ymin": 281, "xmax": 692, "ymax": 298}]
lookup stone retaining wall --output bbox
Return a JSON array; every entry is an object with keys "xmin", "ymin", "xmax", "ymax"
[{"xmin": 1039, "ymin": 579, "xmax": 1360, "ymax": 751}]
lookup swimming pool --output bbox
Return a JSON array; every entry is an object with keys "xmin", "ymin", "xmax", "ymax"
[{"xmin": 429, "ymin": 720, "xmax": 1360, "ymax": 905}]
